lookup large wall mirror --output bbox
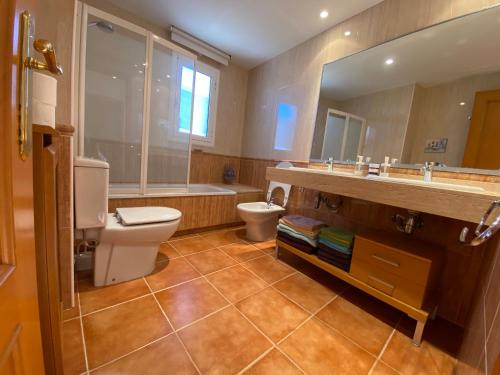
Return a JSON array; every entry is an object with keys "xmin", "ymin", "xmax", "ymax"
[{"xmin": 311, "ymin": 6, "xmax": 500, "ymax": 171}]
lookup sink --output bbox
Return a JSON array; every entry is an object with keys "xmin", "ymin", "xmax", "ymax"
[
  {"xmin": 289, "ymin": 166, "xmax": 354, "ymax": 176},
  {"xmin": 366, "ymin": 174, "xmax": 485, "ymax": 193}
]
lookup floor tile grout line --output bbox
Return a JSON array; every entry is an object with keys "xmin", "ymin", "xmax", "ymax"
[
  {"xmin": 86, "ymin": 332, "xmax": 176, "ymax": 373},
  {"xmin": 143, "ymin": 276, "xmax": 203, "ymax": 375},
  {"xmin": 274, "ymin": 293, "xmax": 340, "ymax": 348},
  {"xmin": 80, "ymin": 291, "xmax": 154, "ymax": 318},
  {"xmin": 76, "ymin": 288, "xmax": 90, "ymax": 374},
  {"xmin": 367, "ymin": 321, "xmax": 399, "ymax": 375},
  {"xmin": 235, "ymin": 346, "xmax": 275, "ymax": 375},
  {"xmin": 274, "ymin": 346, "xmax": 308, "ymax": 375}
]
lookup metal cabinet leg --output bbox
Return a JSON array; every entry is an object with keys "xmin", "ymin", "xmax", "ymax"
[{"xmin": 412, "ymin": 320, "xmax": 425, "ymax": 347}]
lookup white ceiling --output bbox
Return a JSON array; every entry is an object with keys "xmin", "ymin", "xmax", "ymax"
[
  {"xmin": 106, "ymin": 0, "xmax": 383, "ymax": 68},
  {"xmin": 320, "ymin": 6, "xmax": 500, "ymax": 101}
]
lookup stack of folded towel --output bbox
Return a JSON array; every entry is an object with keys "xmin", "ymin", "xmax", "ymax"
[
  {"xmin": 317, "ymin": 227, "xmax": 355, "ymax": 271},
  {"xmin": 276, "ymin": 215, "xmax": 326, "ymax": 254}
]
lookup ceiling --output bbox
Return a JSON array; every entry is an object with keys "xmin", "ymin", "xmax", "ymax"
[
  {"xmin": 320, "ymin": 6, "xmax": 500, "ymax": 101},
  {"xmin": 106, "ymin": 0, "xmax": 383, "ymax": 68}
]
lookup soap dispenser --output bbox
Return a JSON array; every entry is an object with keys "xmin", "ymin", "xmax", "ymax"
[
  {"xmin": 354, "ymin": 155, "xmax": 365, "ymax": 176},
  {"xmin": 327, "ymin": 157, "xmax": 334, "ymax": 172},
  {"xmin": 380, "ymin": 156, "xmax": 391, "ymax": 177}
]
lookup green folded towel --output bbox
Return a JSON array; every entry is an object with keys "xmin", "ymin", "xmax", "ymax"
[{"xmin": 319, "ymin": 227, "xmax": 354, "ymax": 247}]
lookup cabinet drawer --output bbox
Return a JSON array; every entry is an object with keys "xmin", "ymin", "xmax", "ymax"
[
  {"xmin": 350, "ymin": 258, "xmax": 427, "ymax": 308},
  {"xmin": 353, "ymin": 236, "xmax": 432, "ymax": 286}
]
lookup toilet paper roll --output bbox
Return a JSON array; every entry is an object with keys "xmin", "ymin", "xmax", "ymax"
[
  {"xmin": 32, "ymin": 72, "xmax": 57, "ymax": 127},
  {"xmin": 33, "ymin": 99, "xmax": 56, "ymax": 127}
]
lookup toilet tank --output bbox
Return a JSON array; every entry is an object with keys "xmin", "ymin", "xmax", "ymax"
[{"xmin": 74, "ymin": 157, "xmax": 109, "ymax": 229}]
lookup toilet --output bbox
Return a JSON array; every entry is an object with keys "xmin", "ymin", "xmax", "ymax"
[
  {"xmin": 74, "ymin": 157, "xmax": 181, "ymax": 287},
  {"xmin": 237, "ymin": 162, "xmax": 292, "ymax": 242}
]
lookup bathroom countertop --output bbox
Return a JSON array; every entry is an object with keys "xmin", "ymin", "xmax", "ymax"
[{"xmin": 266, "ymin": 167, "xmax": 499, "ymax": 224}]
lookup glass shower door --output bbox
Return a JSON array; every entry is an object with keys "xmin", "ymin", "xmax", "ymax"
[
  {"xmin": 83, "ymin": 14, "xmax": 147, "ymax": 192},
  {"xmin": 146, "ymin": 40, "xmax": 195, "ymax": 192}
]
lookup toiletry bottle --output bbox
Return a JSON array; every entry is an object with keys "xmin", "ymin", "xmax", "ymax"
[
  {"xmin": 354, "ymin": 155, "xmax": 364, "ymax": 176},
  {"xmin": 327, "ymin": 157, "xmax": 334, "ymax": 172},
  {"xmin": 380, "ymin": 156, "xmax": 390, "ymax": 177}
]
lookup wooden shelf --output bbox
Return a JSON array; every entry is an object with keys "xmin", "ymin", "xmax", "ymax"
[{"xmin": 277, "ymin": 240, "xmax": 430, "ymax": 323}]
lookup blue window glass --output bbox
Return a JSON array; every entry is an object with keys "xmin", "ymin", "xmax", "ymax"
[{"xmin": 178, "ymin": 66, "xmax": 211, "ymax": 137}]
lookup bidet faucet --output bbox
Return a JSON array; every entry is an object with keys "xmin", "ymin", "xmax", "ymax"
[
  {"xmin": 420, "ymin": 162, "xmax": 434, "ymax": 182},
  {"xmin": 266, "ymin": 197, "xmax": 275, "ymax": 208}
]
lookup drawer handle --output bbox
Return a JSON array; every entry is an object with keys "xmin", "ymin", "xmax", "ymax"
[
  {"xmin": 372, "ymin": 254, "xmax": 400, "ymax": 268},
  {"xmin": 367, "ymin": 275, "xmax": 395, "ymax": 292}
]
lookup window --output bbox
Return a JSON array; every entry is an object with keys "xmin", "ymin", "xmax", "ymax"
[{"xmin": 178, "ymin": 61, "xmax": 219, "ymax": 146}]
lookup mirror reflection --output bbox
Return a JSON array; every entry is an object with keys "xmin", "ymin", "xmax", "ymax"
[{"xmin": 311, "ymin": 7, "xmax": 500, "ymax": 170}]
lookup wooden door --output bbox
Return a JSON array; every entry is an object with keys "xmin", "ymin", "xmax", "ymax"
[
  {"xmin": 462, "ymin": 90, "xmax": 500, "ymax": 169},
  {"xmin": 0, "ymin": 0, "xmax": 45, "ymax": 374}
]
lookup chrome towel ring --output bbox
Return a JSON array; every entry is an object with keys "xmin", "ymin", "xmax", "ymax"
[{"xmin": 460, "ymin": 200, "xmax": 500, "ymax": 246}]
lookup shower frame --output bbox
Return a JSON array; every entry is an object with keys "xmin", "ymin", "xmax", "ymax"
[{"xmin": 73, "ymin": 3, "xmax": 198, "ymax": 196}]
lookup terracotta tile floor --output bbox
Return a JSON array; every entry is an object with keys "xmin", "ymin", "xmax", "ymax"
[{"xmin": 62, "ymin": 227, "xmax": 461, "ymax": 375}]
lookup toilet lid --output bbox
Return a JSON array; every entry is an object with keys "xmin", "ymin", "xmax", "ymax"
[{"xmin": 116, "ymin": 207, "xmax": 181, "ymax": 226}]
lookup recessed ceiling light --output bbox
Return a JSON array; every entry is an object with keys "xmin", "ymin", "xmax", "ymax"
[
  {"xmin": 344, "ymin": 30, "xmax": 351, "ymax": 36},
  {"xmin": 459, "ymin": 101, "xmax": 466, "ymax": 106},
  {"xmin": 142, "ymin": 62, "xmax": 147, "ymax": 66},
  {"xmin": 157, "ymin": 79, "xmax": 161, "ymax": 82},
  {"xmin": 138, "ymin": 70, "xmax": 143, "ymax": 74},
  {"xmin": 112, "ymin": 76, "xmax": 117, "ymax": 79},
  {"xmin": 166, "ymin": 74, "xmax": 171, "ymax": 79},
  {"xmin": 156, "ymin": 88, "xmax": 160, "ymax": 93},
  {"xmin": 320, "ymin": 10, "xmax": 329, "ymax": 19},
  {"xmin": 385, "ymin": 58, "xmax": 394, "ymax": 65},
  {"xmin": 134, "ymin": 64, "xmax": 138, "ymax": 68}
]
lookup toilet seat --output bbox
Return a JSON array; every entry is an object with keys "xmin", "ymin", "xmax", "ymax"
[{"xmin": 116, "ymin": 206, "xmax": 181, "ymax": 226}]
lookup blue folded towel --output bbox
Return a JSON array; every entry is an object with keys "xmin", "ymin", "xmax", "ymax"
[
  {"xmin": 318, "ymin": 237, "xmax": 352, "ymax": 255},
  {"xmin": 277, "ymin": 223, "xmax": 318, "ymax": 247}
]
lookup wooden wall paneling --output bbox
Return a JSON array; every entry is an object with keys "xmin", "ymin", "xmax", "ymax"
[
  {"xmin": 33, "ymin": 129, "xmax": 63, "ymax": 374},
  {"xmin": 54, "ymin": 126, "xmax": 74, "ymax": 309}
]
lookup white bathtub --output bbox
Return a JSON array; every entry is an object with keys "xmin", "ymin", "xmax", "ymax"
[{"xmin": 109, "ymin": 183, "xmax": 237, "ymax": 198}]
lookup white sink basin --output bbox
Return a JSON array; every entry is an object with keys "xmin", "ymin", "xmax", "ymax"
[
  {"xmin": 366, "ymin": 174, "xmax": 485, "ymax": 193},
  {"xmin": 289, "ymin": 166, "xmax": 354, "ymax": 176}
]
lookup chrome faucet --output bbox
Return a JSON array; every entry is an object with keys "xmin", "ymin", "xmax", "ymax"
[
  {"xmin": 266, "ymin": 197, "xmax": 275, "ymax": 208},
  {"xmin": 420, "ymin": 162, "xmax": 434, "ymax": 182}
]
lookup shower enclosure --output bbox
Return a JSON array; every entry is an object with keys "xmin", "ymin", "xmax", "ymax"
[{"xmin": 76, "ymin": 4, "xmax": 197, "ymax": 195}]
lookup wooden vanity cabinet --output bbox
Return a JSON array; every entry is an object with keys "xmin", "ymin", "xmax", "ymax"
[{"xmin": 350, "ymin": 231, "xmax": 443, "ymax": 309}]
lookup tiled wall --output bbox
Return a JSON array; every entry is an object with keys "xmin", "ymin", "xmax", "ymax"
[{"xmin": 456, "ymin": 236, "xmax": 500, "ymax": 374}]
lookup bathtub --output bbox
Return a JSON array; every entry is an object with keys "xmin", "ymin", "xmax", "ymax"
[{"xmin": 109, "ymin": 183, "xmax": 243, "ymax": 198}]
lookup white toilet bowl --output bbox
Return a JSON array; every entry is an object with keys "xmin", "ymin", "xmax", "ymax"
[
  {"xmin": 237, "ymin": 162, "xmax": 293, "ymax": 242},
  {"xmin": 94, "ymin": 207, "xmax": 181, "ymax": 287},
  {"xmin": 74, "ymin": 157, "xmax": 182, "ymax": 287}
]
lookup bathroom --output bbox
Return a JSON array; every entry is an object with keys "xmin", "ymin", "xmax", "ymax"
[{"xmin": 1, "ymin": 0, "xmax": 500, "ymax": 374}]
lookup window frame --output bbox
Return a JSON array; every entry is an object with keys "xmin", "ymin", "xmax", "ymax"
[{"xmin": 187, "ymin": 61, "xmax": 219, "ymax": 148}]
